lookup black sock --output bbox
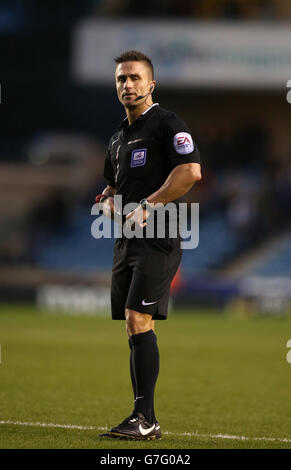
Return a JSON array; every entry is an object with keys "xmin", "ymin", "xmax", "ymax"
[
  {"xmin": 130, "ymin": 329, "xmax": 159, "ymax": 424},
  {"xmin": 129, "ymin": 339, "xmax": 157, "ymax": 422},
  {"xmin": 128, "ymin": 338, "xmax": 136, "ymax": 399}
]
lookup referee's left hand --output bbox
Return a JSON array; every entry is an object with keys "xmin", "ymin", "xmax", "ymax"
[{"xmin": 125, "ymin": 204, "xmax": 150, "ymax": 228}]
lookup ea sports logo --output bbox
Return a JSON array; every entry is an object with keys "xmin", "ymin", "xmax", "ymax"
[
  {"xmin": 173, "ymin": 132, "xmax": 194, "ymax": 155},
  {"xmin": 177, "ymin": 136, "xmax": 191, "ymax": 146}
]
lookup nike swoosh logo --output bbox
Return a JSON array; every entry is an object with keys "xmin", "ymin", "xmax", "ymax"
[
  {"xmin": 142, "ymin": 300, "xmax": 157, "ymax": 306},
  {"xmin": 139, "ymin": 423, "xmax": 156, "ymax": 436},
  {"xmin": 134, "ymin": 396, "xmax": 144, "ymax": 401}
]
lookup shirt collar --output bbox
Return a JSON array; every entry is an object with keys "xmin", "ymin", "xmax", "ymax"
[
  {"xmin": 141, "ymin": 103, "xmax": 159, "ymax": 115},
  {"xmin": 118, "ymin": 103, "xmax": 159, "ymax": 130}
]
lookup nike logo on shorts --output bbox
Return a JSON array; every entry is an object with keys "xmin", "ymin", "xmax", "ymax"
[{"xmin": 142, "ymin": 300, "xmax": 157, "ymax": 306}]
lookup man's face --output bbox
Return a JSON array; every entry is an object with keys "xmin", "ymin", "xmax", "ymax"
[{"xmin": 115, "ymin": 61, "xmax": 154, "ymax": 109}]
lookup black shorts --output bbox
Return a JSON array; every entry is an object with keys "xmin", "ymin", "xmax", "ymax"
[{"xmin": 111, "ymin": 236, "xmax": 182, "ymax": 320}]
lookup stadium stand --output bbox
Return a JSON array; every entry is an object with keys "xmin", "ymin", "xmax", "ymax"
[
  {"xmin": 1, "ymin": 0, "xmax": 291, "ymax": 308},
  {"xmin": 35, "ymin": 207, "xmax": 115, "ymax": 271},
  {"xmin": 253, "ymin": 234, "xmax": 291, "ymax": 277},
  {"xmin": 33, "ymin": 207, "xmax": 242, "ymax": 274}
]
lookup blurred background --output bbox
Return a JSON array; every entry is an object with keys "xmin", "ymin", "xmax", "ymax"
[{"xmin": 1, "ymin": 0, "xmax": 291, "ymax": 316}]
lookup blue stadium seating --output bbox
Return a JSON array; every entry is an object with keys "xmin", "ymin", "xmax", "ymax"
[
  {"xmin": 36, "ymin": 208, "xmax": 241, "ymax": 273},
  {"xmin": 253, "ymin": 235, "xmax": 291, "ymax": 277},
  {"xmin": 36, "ymin": 207, "xmax": 115, "ymax": 271},
  {"xmin": 181, "ymin": 214, "xmax": 240, "ymax": 274}
]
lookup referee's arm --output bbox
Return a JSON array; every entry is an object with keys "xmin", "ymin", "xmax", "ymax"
[
  {"xmin": 102, "ymin": 185, "xmax": 116, "ymax": 198},
  {"xmin": 147, "ymin": 162, "xmax": 201, "ymax": 205},
  {"xmin": 99, "ymin": 185, "xmax": 117, "ymax": 219},
  {"xmin": 126, "ymin": 162, "xmax": 201, "ymax": 228},
  {"xmin": 100, "ymin": 144, "xmax": 117, "ymax": 219},
  {"xmin": 146, "ymin": 113, "xmax": 202, "ymax": 206}
]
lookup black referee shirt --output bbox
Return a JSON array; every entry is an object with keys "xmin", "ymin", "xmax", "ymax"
[{"xmin": 104, "ymin": 103, "xmax": 200, "ymax": 208}]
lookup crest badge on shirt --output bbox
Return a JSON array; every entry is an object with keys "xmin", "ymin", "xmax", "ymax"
[
  {"xmin": 131, "ymin": 148, "xmax": 147, "ymax": 167},
  {"xmin": 173, "ymin": 132, "xmax": 194, "ymax": 155}
]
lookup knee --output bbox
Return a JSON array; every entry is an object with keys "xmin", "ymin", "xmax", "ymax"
[
  {"xmin": 126, "ymin": 310, "xmax": 143, "ymax": 336},
  {"xmin": 125, "ymin": 309, "xmax": 152, "ymax": 337}
]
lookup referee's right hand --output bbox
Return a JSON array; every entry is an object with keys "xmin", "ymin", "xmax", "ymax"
[
  {"xmin": 95, "ymin": 195, "xmax": 115, "ymax": 220},
  {"xmin": 125, "ymin": 204, "xmax": 149, "ymax": 228}
]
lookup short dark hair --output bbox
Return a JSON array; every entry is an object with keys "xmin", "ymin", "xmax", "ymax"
[{"xmin": 114, "ymin": 50, "xmax": 154, "ymax": 79}]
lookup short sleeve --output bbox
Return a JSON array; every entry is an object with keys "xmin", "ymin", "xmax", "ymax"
[
  {"xmin": 161, "ymin": 113, "xmax": 201, "ymax": 169},
  {"xmin": 103, "ymin": 147, "xmax": 116, "ymax": 188}
]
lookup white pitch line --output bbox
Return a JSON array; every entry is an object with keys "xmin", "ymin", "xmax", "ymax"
[
  {"xmin": 0, "ymin": 420, "xmax": 291, "ymax": 444},
  {"xmin": 163, "ymin": 431, "xmax": 291, "ymax": 444},
  {"xmin": 0, "ymin": 420, "xmax": 96, "ymax": 431}
]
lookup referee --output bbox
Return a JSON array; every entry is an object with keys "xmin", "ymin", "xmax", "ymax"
[{"xmin": 97, "ymin": 51, "xmax": 201, "ymax": 440}]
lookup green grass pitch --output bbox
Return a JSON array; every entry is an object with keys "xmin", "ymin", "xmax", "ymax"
[{"xmin": 1, "ymin": 303, "xmax": 291, "ymax": 449}]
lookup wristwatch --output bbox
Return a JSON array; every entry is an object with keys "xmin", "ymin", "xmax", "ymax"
[{"xmin": 139, "ymin": 198, "xmax": 149, "ymax": 209}]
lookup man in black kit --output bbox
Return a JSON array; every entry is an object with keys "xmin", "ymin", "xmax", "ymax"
[{"xmin": 97, "ymin": 50, "xmax": 201, "ymax": 440}]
